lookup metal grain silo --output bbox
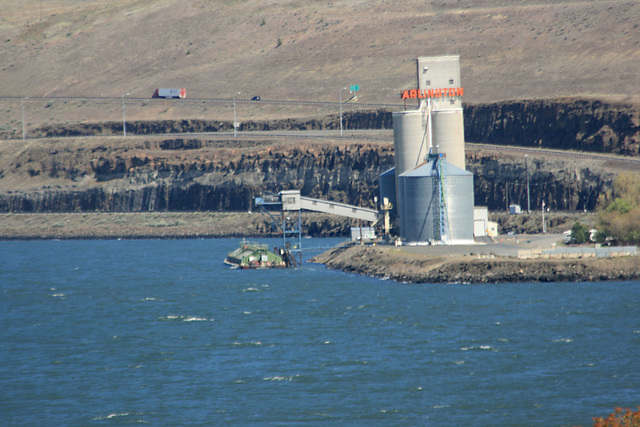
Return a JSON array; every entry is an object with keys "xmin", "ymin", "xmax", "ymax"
[
  {"xmin": 398, "ymin": 162, "xmax": 434, "ymax": 243},
  {"xmin": 379, "ymin": 167, "xmax": 396, "ymax": 217},
  {"xmin": 399, "ymin": 157, "xmax": 474, "ymax": 244},
  {"xmin": 445, "ymin": 163, "xmax": 474, "ymax": 244}
]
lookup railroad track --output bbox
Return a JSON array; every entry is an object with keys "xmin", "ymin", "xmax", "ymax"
[
  {"xmin": 2, "ymin": 129, "xmax": 636, "ymax": 165},
  {"xmin": 466, "ymin": 142, "xmax": 640, "ymax": 165}
]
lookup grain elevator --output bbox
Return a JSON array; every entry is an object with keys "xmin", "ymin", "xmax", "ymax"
[{"xmin": 380, "ymin": 55, "xmax": 475, "ymax": 244}]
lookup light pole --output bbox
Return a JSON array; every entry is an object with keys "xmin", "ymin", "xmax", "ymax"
[
  {"xmin": 339, "ymin": 87, "xmax": 347, "ymax": 136},
  {"xmin": 542, "ymin": 200, "xmax": 546, "ymax": 234},
  {"xmin": 525, "ymin": 154, "xmax": 530, "ymax": 213},
  {"xmin": 233, "ymin": 92, "xmax": 241, "ymax": 137},
  {"xmin": 122, "ymin": 93, "xmax": 129, "ymax": 137},
  {"xmin": 21, "ymin": 97, "xmax": 27, "ymax": 140}
]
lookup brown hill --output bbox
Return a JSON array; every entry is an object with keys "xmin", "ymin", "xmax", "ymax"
[
  {"xmin": 1, "ymin": 0, "xmax": 639, "ymax": 231},
  {"xmin": 2, "ymin": 0, "xmax": 639, "ymax": 108}
]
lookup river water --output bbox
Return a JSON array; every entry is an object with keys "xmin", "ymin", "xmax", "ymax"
[{"xmin": 1, "ymin": 238, "xmax": 638, "ymax": 426}]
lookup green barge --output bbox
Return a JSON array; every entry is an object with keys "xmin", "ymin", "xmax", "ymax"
[{"xmin": 224, "ymin": 241, "xmax": 296, "ymax": 269}]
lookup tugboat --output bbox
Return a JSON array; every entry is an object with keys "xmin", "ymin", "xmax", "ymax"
[{"xmin": 224, "ymin": 240, "xmax": 296, "ymax": 269}]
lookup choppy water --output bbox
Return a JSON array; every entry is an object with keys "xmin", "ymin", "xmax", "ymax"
[{"xmin": 1, "ymin": 238, "xmax": 638, "ymax": 426}]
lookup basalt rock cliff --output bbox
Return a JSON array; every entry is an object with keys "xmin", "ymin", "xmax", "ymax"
[
  {"xmin": 0, "ymin": 99, "xmax": 638, "ymax": 215},
  {"xmin": 464, "ymin": 99, "xmax": 640, "ymax": 156},
  {"xmin": 23, "ymin": 98, "xmax": 639, "ymax": 157}
]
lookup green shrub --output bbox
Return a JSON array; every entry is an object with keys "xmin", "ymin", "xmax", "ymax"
[
  {"xmin": 570, "ymin": 222, "xmax": 589, "ymax": 244},
  {"xmin": 597, "ymin": 172, "xmax": 640, "ymax": 244}
]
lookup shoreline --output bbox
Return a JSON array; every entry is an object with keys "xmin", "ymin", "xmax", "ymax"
[
  {"xmin": 4, "ymin": 211, "xmax": 639, "ymax": 284},
  {"xmin": 0, "ymin": 211, "xmax": 351, "ymax": 241},
  {"xmin": 310, "ymin": 243, "xmax": 640, "ymax": 284},
  {"xmin": 0, "ymin": 212, "xmax": 259, "ymax": 241}
]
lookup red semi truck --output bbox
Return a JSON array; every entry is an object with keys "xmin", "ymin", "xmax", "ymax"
[{"xmin": 152, "ymin": 88, "xmax": 186, "ymax": 98}]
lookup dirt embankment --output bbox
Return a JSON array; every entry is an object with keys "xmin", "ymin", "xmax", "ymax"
[{"xmin": 311, "ymin": 244, "xmax": 640, "ymax": 284}]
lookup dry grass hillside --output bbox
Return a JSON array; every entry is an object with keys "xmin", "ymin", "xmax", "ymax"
[
  {"xmin": 1, "ymin": 0, "xmax": 639, "ymax": 111},
  {"xmin": 1, "ymin": 1, "xmax": 638, "ymax": 244}
]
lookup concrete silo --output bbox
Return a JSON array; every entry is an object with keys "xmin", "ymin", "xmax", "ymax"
[
  {"xmin": 431, "ymin": 109, "xmax": 465, "ymax": 170},
  {"xmin": 392, "ymin": 110, "xmax": 429, "ymax": 177},
  {"xmin": 391, "ymin": 109, "xmax": 428, "ymax": 223}
]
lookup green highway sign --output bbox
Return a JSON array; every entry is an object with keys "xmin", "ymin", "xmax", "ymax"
[{"xmin": 350, "ymin": 85, "xmax": 359, "ymax": 91}]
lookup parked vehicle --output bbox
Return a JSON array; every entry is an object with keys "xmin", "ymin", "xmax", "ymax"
[
  {"xmin": 152, "ymin": 88, "xmax": 186, "ymax": 99},
  {"xmin": 251, "ymin": 96, "xmax": 261, "ymax": 101}
]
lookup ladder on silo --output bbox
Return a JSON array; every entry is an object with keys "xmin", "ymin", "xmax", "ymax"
[{"xmin": 430, "ymin": 153, "xmax": 451, "ymax": 243}]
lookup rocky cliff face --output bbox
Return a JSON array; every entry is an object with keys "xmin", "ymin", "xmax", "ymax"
[
  {"xmin": 29, "ymin": 98, "xmax": 639, "ymax": 155},
  {"xmin": 464, "ymin": 99, "xmax": 640, "ymax": 156},
  {"xmin": 467, "ymin": 152, "xmax": 616, "ymax": 212},
  {"xmin": 0, "ymin": 139, "xmax": 619, "ymax": 214},
  {"xmin": 0, "ymin": 99, "xmax": 637, "ymax": 214},
  {"xmin": 0, "ymin": 141, "xmax": 395, "ymax": 212}
]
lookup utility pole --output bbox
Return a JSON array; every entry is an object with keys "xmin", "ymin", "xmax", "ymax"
[
  {"xmin": 542, "ymin": 200, "xmax": 546, "ymax": 234},
  {"xmin": 525, "ymin": 155, "xmax": 530, "ymax": 213},
  {"xmin": 21, "ymin": 97, "xmax": 27, "ymax": 140},
  {"xmin": 122, "ymin": 93, "xmax": 129, "ymax": 137},
  {"xmin": 339, "ymin": 87, "xmax": 347, "ymax": 136},
  {"xmin": 505, "ymin": 181, "xmax": 509, "ymax": 211},
  {"xmin": 233, "ymin": 92, "xmax": 241, "ymax": 137}
]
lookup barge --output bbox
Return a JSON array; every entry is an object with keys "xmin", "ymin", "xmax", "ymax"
[{"xmin": 224, "ymin": 241, "xmax": 296, "ymax": 269}]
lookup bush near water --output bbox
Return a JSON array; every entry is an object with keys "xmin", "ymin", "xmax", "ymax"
[
  {"xmin": 592, "ymin": 406, "xmax": 640, "ymax": 427},
  {"xmin": 596, "ymin": 172, "xmax": 640, "ymax": 245}
]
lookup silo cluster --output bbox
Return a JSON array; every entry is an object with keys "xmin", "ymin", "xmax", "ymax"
[{"xmin": 380, "ymin": 55, "xmax": 475, "ymax": 244}]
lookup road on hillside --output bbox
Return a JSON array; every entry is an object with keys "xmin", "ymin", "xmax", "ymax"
[
  {"xmin": 3, "ymin": 129, "xmax": 637, "ymax": 165},
  {"xmin": 0, "ymin": 95, "xmax": 405, "ymax": 109}
]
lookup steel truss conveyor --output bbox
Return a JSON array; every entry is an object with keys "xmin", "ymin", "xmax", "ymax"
[
  {"xmin": 279, "ymin": 190, "xmax": 381, "ymax": 223},
  {"xmin": 254, "ymin": 190, "xmax": 382, "ymax": 265}
]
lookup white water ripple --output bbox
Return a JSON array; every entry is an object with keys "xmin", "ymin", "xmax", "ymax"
[{"xmin": 159, "ymin": 315, "xmax": 213, "ymax": 322}]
